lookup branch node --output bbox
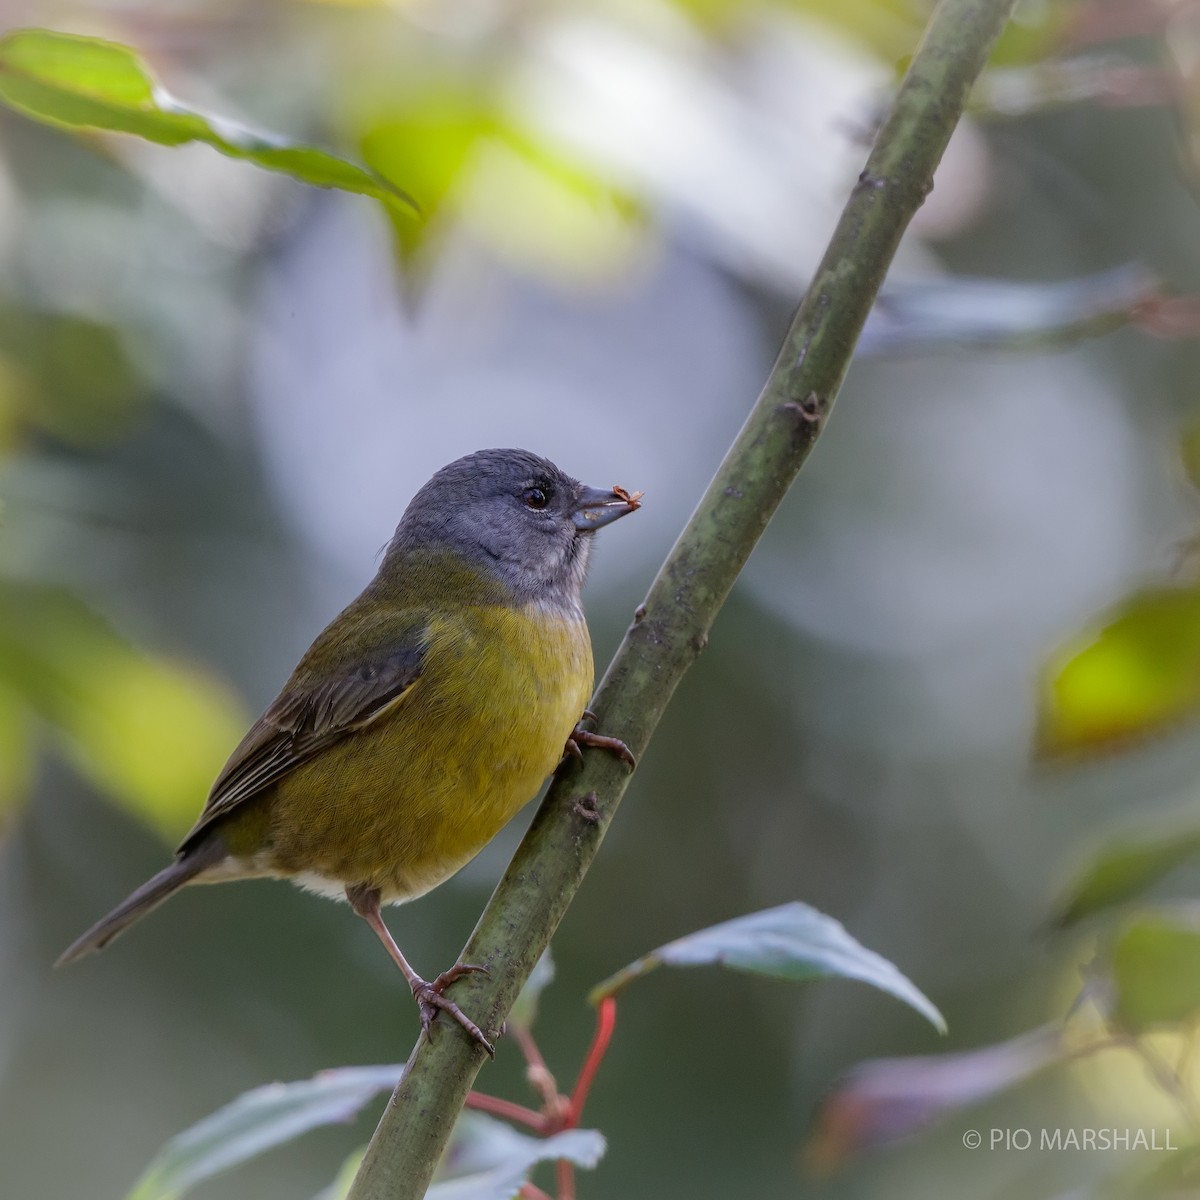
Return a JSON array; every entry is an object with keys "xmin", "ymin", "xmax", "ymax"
[
  {"xmin": 782, "ymin": 392, "xmax": 827, "ymax": 424},
  {"xmin": 573, "ymin": 792, "xmax": 602, "ymax": 824}
]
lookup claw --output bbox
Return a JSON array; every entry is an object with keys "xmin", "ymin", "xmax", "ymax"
[
  {"xmin": 412, "ymin": 963, "xmax": 494, "ymax": 1056},
  {"xmin": 569, "ymin": 725, "xmax": 636, "ymax": 769}
]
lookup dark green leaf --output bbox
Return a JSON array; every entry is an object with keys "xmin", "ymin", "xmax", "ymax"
[
  {"xmin": 0, "ymin": 29, "xmax": 417, "ymax": 217},
  {"xmin": 124, "ymin": 1064, "xmax": 402, "ymax": 1200},
  {"xmin": 1112, "ymin": 912, "xmax": 1200, "ymax": 1031},
  {"xmin": 1054, "ymin": 829, "xmax": 1200, "ymax": 928},
  {"xmin": 0, "ymin": 309, "xmax": 142, "ymax": 446},
  {"xmin": 589, "ymin": 901, "xmax": 946, "ymax": 1032}
]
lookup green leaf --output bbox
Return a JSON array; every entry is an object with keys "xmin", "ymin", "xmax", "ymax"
[
  {"xmin": 0, "ymin": 29, "xmax": 417, "ymax": 218},
  {"xmin": 1037, "ymin": 587, "xmax": 1200, "ymax": 757},
  {"xmin": 1112, "ymin": 912, "xmax": 1200, "ymax": 1031},
  {"xmin": 429, "ymin": 1114, "xmax": 605, "ymax": 1200},
  {"xmin": 508, "ymin": 949, "xmax": 554, "ymax": 1032},
  {"xmin": 1054, "ymin": 828, "xmax": 1200, "ymax": 928},
  {"xmin": 125, "ymin": 1064, "xmax": 402, "ymax": 1200},
  {"xmin": 589, "ymin": 901, "xmax": 946, "ymax": 1033}
]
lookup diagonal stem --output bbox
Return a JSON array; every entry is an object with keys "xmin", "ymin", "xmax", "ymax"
[{"xmin": 347, "ymin": 2, "xmax": 1018, "ymax": 1196}]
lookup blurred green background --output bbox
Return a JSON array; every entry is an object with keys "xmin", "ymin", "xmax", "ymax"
[{"xmin": 4, "ymin": 0, "xmax": 1200, "ymax": 1196}]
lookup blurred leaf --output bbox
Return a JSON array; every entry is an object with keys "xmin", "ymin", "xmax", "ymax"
[
  {"xmin": 670, "ymin": 0, "xmax": 1059, "ymax": 69},
  {"xmin": 359, "ymin": 96, "xmax": 640, "ymax": 283},
  {"xmin": 1183, "ymin": 424, "xmax": 1200, "ymax": 492},
  {"xmin": 312, "ymin": 1148, "xmax": 365, "ymax": 1200},
  {"xmin": 860, "ymin": 266, "xmax": 1157, "ymax": 357},
  {"xmin": 428, "ymin": 1113, "xmax": 605, "ymax": 1200},
  {"xmin": 807, "ymin": 1027, "xmax": 1062, "ymax": 1170},
  {"xmin": 464, "ymin": 128, "xmax": 643, "ymax": 286},
  {"xmin": 1165, "ymin": 4, "xmax": 1200, "ymax": 195},
  {"xmin": 0, "ymin": 683, "xmax": 33, "ymax": 829},
  {"xmin": 1111, "ymin": 911, "xmax": 1200, "ymax": 1031},
  {"xmin": 589, "ymin": 901, "xmax": 946, "ymax": 1032},
  {"xmin": 972, "ymin": 57, "xmax": 1166, "ymax": 119},
  {"xmin": 0, "ymin": 29, "xmax": 417, "ymax": 218},
  {"xmin": 1128, "ymin": 1141, "xmax": 1200, "ymax": 1195},
  {"xmin": 0, "ymin": 350, "xmax": 34, "ymax": 451},
  {"xmin": 508, "ymin": 948, "xmax": 554, "ymax": 1033},
  {"xmin": 0, "ymin": 308, "xmax": 142, "ymax": 446},
  {"xmin": 360, "ymin": 94, "xmax": 488, "ymax": 261},
  {"xmin": 1054, "ymin": 828, "xmax": 1200, "ymax": 928},
  {"xmin": 125, "ymin": 1064, "xmax": 402, "ymax": 1200},
  {"xmin": 985, "ymin": 2, "xmax": 1070, "ymax": 67},
  {"xmin": 1037, "ymin": 587, "xmax": 1200, "ymax": 758},
  {"xmin": 0, "ymin": 581, "xmax": 248, "ymax": 839}
]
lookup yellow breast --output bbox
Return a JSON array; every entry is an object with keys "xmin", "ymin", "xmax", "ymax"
[{"xmin": 265, "ymin": 601, "xmax": 593, "ymax": 902}]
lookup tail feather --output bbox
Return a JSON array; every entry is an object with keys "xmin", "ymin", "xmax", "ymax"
[{"xmin": 56, "ymin": 838, "xmax": 226, "ymax": 967}]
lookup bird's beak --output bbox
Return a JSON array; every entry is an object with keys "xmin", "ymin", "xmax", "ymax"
[{"xmin": 571, "ymin": 483, "xmax": 643, "ymax": 532}]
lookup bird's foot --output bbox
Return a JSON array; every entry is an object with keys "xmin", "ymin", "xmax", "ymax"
[
  {"xmin": 563, "ymin": 709, "xmax": 636, "ymax": 768},
  {"xmin": 412, "ymin": 963, "xmax": 494, "ymax": 1056}
]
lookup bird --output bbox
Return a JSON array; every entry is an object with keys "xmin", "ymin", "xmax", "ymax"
[{"xmin": 58, "ymin": 448, "xmax": 641, "ymax": 1053}]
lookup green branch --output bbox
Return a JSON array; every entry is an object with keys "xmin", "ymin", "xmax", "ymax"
[{"xmin": 347, "ymin": 1, "xmax": 1017, "ymax": 1195}]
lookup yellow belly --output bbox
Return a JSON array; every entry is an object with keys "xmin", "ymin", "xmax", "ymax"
[{"xmin": 260, "ymin": 602, "xmax": 593, "ymax": 902}]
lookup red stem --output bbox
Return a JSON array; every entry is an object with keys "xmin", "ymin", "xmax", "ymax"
[
  {"xmin": 519, "ymin": 1185, "xmax": 554, "ymax": 1200},
  {"xmin": 464, "ymin": 1091, "xmax": 546, "ymax": 1131},
  {"xmin": 557, "ymin": 1159, "xmax": 575, "ymax": 1200},
  {"xmin": 513, "ymin": 1024, "xmax": 551, "ymax": 1074},
  {"xmin": 567, "ymin": 997, "xmax": 617, "ymax": 1127}
]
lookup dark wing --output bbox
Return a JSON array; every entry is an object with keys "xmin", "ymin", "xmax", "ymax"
[{"xmin": 178, "ymin": 633, "xmax": 426, "ymax": 854}]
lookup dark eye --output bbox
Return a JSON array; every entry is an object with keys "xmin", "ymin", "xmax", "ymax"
[{"xmin": 522, "ymin": 486, "xmax": 549, "ymax": 510}]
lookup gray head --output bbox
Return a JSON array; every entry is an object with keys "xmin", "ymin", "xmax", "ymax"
[{"xmin": 387, "ymin": 449, "xmax": 639, "ymax": 609}]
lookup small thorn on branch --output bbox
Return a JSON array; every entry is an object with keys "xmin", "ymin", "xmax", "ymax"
[{"xmin": 783, "ymin": 392, "xmax": 827, "ymax": 424}]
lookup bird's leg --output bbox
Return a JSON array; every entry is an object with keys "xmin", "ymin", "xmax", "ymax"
[
  {"xmin": 345, "ymin": 883, "xmax": 494, "ymax": 1056},
  {"xmin": 562, "ymin": 708, "xmax": 636, "ymax": 768}
]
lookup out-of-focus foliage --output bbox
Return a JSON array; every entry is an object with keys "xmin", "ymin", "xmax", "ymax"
[
  {"xmin": 1055, "ymin": 826, "xmax": 1200, "ymax": 927},
  {"xmin": 0, "ymin": 309, "xmax": 140, "ymax": 448},
  {"xmin": 1037, "ymin": 588, "xmax": 1200, "ymax": 757},
  {"xmin": 0, "ymin": 581, "xmax": 246, "ymax": 838},
  {"xmin": 808, "ymin": 1027, "xmax": 1063, "ymax": 1169},
  {"xmin": 121, "ymin": 958, "xmax": 613, "ymax": 1200},
  {"xmin": 507, "ymin": 948, "xmax": 555, "ymax": 1033},
  {"xmin": 860, "ymin": 265, "xmax": 1160, "ymax": 356},
  {"xmin": 7, "ymin": 0, "xmax": 1200, "ymax": 1198},
  {"xmin": 1111, "ymin": 910, "xmax": 1200, "ymax": 1032},
  {"xmin": 422, "ymin": 1120, "xmax": 605, "ymax": 1200}
]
